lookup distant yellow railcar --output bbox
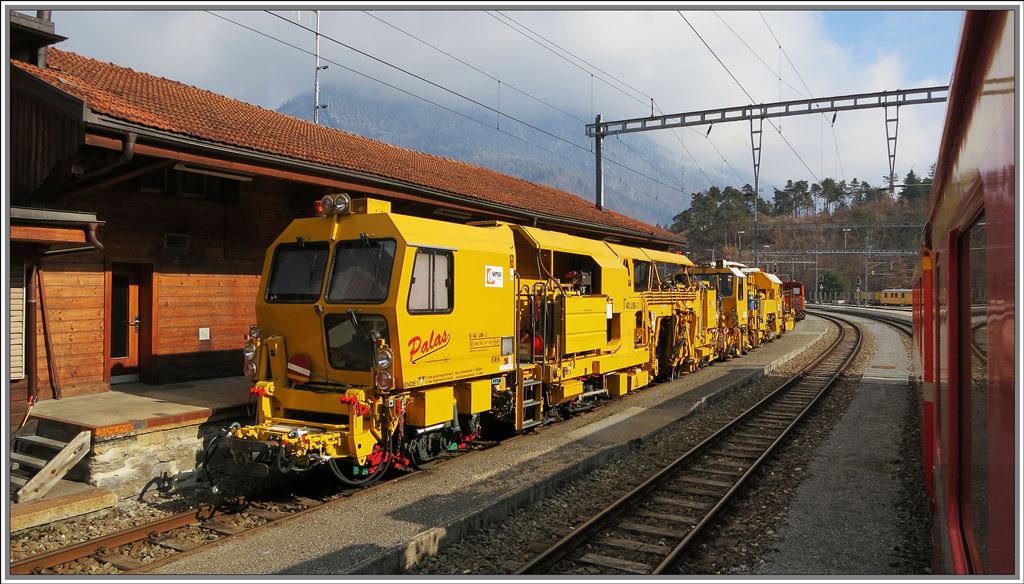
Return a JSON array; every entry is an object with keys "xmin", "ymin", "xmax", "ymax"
[
  {"xmin": 224, "ymin": 195, "xmax": 793, "ymax": 484},
  {"xmin": 878, "ymin": 288, "xmax": 913, "ymax": 306},
  {"xmin": 692, "ymin": 261, "xmax": 750, "ymax": 355},
  {"xmin": 742, "ymin": 268, "xmax": 792, "ymax": 339}
]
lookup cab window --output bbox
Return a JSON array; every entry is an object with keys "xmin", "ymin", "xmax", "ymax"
[
  {"xmin": 408, "ymin": 249, "xmax": 453, "ymax": 313},
  {"xmin": 324, "ymin": 313, "xmax": 389, "ymax": 371},
  {"xmin": 326, "ymin": 239, "xmax": 396, "ymax": 304},
  {"xmin": 633, "ymin": 261, "xmax": 651, "ymax": 292},
  {"xmin": 655, "ymin": 262, "xmax": 677, "ymax": 287},
  {"xmin": 265, "ymin": 241, "xmax": 329, "ymax": 303}
]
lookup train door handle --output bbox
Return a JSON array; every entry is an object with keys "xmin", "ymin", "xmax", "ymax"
[{"xmin": 132, "ymin": 315, "xmax": 142, "ymax": 333}]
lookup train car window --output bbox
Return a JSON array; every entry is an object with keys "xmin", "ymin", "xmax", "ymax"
[
  {"xmin": 408, "ymin": 249, "xmax": 454, "ymax": 314},
  {"xmin": 719, "ymin": 275, "xmax": 733, "ymax": 297},
  {"xmin": 326, "ymin": 239, "xmax": 396, "ymax": 304},
  {"xmin": 960, "ymin": 214, "xmax": 989, "ymax": 571},
  {"xmin": 324, "ymin": 313, "xmax": 390, "ymax": 371},
  {"xmin": 265, "ymin": 241, "xmax": 329, "ymax": 303},
  {"xmin": 655, "ymin": 262, "xmax": 676, "ymax": 287},
  {"xmin": 693, "ymin": 274, "xmax": 715, "ymax": 288},
  {"xmin": 633, "ymin": 261, "xmax": 651, "ymax": 292}
]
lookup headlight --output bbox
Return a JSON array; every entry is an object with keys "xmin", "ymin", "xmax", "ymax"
[
  {"xmin": 243, "ymin": 342, "xmax": 257, "ymax": 361},
  {"xmin": 375, "ymin": 370, "xmax": 394, "ymax": 390},
  {"xmin": 248, "ymin": 324, "xmax": 261, "ymax": 339},
  {"xmin": 244, "ymin": 360, "xmax": 258, "ymax": 380},
  {"xmin": 333, "ymin": 193, "xmax": 351, "ymax": 213},
  {"xmin": 318, "ymin": 194, "xmax": 336, "ymax": 216},
  {"xmin": 374, "ymin": 347, "xmax": 394, "ymax": 369}
]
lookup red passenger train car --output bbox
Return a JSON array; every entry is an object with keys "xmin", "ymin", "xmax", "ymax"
[
  {"xmin": 782, "ymin": 280, "xmax": 806, "ymax": 320},
  {"xmin": 912, "ymin": 10, "xmax": 1015, "ymax": 575}
]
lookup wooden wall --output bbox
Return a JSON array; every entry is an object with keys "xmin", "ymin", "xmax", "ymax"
[
  {"xmin": 24, "ymin": 174, "xmax": 300, "ymax": 398},
  {"xmin": 35, "ymin": 254, "xmax": 107, "ymax": 396},
  {"xmin": 11, "ymin": 70, "xmax": 84, "ymax": 204},
  {"xmin": 10, "ymin": 260, "xmax": 25, "ymax": 381}
]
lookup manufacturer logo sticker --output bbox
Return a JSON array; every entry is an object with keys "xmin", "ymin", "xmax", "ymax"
[{"xmin": 484, "ymin": 265, "xmax": 504, "ymax": 288}]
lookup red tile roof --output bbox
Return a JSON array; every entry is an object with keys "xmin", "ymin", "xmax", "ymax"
[{"xmin": 14, "ymin": 49, "xmax": 682, "ymax": 243}]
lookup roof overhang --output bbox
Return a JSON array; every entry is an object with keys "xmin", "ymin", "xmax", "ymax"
[
  {"xmin": 11, "ymin": 206, "xmax": 102, "ymax": 246},
  {"xmin": 77, "ymin": 112, "xmax": 684, "ymax": 249}
]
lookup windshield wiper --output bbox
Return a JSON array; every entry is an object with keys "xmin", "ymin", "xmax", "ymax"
[
  {"xmin": 359, "ymin": 233, "xmax": 387, "ymax": 282},
  {"xmin": 348, "ymin": 308, "xmax": 381, "ymax": 346}
]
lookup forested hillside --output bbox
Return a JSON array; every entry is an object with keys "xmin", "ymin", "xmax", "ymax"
[{"xmin": 670, "ymin": 167, "xmax": 933, "ymax": 299}]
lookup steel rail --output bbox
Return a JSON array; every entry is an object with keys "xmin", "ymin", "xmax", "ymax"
[
  {"xmin": 516, "ymin": 313, "xmax": 860, "ymax": 575},
  {"xmin": 13, "ymin": 435, "xmax": 510, "ymax": 575},
  {"xmin": 817, "ymin": 306, "xmax": 912, "ymax": 337},
  {"xmin": 654, "ymin": 315, "xmax": 858, "ymax": 573},
  {"xmin": 9, "ymin": 507, "xmax": 219, "ymax": 574}
]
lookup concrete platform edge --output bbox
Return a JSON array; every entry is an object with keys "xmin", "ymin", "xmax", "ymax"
[{"xmin": 348, "ymin": 322, "xmax": 827, "ymax": 575}]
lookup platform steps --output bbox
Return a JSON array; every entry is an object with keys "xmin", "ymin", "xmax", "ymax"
[{"xmin": 10, "ymin": 430, "xmax": 92, "ymax": 503}]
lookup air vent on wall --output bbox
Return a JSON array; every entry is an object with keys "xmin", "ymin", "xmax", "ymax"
[{"xmin": 164, "ymin": 233, "xmax": 190, "ymax": 250}]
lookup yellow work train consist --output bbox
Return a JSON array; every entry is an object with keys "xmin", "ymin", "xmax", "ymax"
[{"xmin": 224, "ymin": 195, "xmax": 794, "ymax": 484}]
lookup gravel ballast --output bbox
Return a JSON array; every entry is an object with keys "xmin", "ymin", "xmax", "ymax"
[
  {"xmin": 409, "ymin": 313, "xmax": 931, "ymax": 576},
  {"xmin": 410, "ymin": 321, "xmax": 841, "ymax": 575},
  {"xmin": 13, "ymin": 317, "xmax": 828, "ymax": 575}
]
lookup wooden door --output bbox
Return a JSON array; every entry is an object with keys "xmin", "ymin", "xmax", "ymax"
[{"xmin": 109, "ymin": 265, "xmax": 141, "ymax": 383}]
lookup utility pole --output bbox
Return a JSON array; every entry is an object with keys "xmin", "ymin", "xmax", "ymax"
[
  {"xmin": 814, "ymin": 254, "xmax": 820, "ymax": 305},
  {"xmin": 595, "ymin": 114, "xmax": 604, "ymax": 210},
  {"xmin": 312, "ymin": 10, "xmax": 328, "ymax": 124},
  {"xmin": 864, "ymin": 240, "xmax": 871, "ymax": 303},
  {"xmin": 750, "ymin": 113, "xmax": 763, "ymax": 270}
]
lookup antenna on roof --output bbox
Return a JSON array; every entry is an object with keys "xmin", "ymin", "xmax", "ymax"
[{"xmin": 312, "ymin": 10, "xmax": 329, "ymax": 124}]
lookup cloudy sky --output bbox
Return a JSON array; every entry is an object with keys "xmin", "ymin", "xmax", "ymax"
[{"xmin": 47, "ymin": 7, "xmax": 963, "ymax": 199}]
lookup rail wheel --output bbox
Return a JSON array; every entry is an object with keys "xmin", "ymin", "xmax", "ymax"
[
  {"xmin": 327, "ymin": 443, "xmax": 389, "ymax": 487},
  {"xmin": 406, "ymin": 430, "xmax": 451, "ymax": 469}
]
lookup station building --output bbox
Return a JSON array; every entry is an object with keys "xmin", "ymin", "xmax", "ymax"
[{"xmin": 8, "ymin": 12, "xmax": 684, "ymax": 427}]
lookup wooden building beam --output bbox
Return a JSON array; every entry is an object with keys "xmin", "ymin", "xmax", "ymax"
[{"xmin": 11, "ymin": 225, "xmax": 86, "ymax": 244}]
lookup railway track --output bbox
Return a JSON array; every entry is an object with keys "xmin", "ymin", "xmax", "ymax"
[
  {"xmin": 515, "ymin": 313, "xmax": 860, "ymax": 575},
  {"xmin": 817, "ymin": 305, "xmax": 912, "ymax": 337},
  {"xmin": 11, "ymin": 439, "xmax": 503, "ymax": 575},
  {"xmin": 9, "ymin": 490, "xmax": 336, "ymax": 574}
]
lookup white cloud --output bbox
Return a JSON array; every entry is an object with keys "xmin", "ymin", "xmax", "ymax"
[{"xmin": 51, "ymin": 8, "xmax": 955, "ymax": 198}]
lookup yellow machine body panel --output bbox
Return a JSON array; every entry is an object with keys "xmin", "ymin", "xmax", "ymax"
[
  {"xmin": 408, "ymin": 386, "xmax": 456, "ymax": 427},
  {"xmin": 455, "ymin": 379, "xmax": 492, "ymax": 414},
  {"xmin": 561, "ymin": 295, "xmax": 610, "ymax": 354}
]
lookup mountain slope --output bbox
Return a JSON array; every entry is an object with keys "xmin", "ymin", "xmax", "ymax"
[{"xmin": 277, "ymin": 85, "xmax": 696, "ymax": 226}]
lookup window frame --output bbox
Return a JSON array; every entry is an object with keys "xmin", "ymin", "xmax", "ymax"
[
  {"xmin": 633, "ymin": 260, "xmax": 652, "ymax": 292},
  {"xmin": 264, "ymin": 241, "xmax": 330, "ymax": 304},
  {"xmin": 324, "ymin": 238, "xmax": 398, "ymax": 305},
  {"xmin": 957, "ymin": 210, "xmax": 989, "ymax": 573},
  {"xmin": 323, "ymin": 312, "xmax": 390, "ymax": 371},
  {"xmin": 406, "ymin": 247, "xmax": 455, "ymax": 315}
]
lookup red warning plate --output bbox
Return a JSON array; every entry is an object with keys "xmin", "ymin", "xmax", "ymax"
[{"xmin": 286, "ymin": 353, "xmax": 312, "ymax": 385}]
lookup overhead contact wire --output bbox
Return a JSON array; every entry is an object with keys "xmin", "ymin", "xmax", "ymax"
[
  {"xmin": 263, "ymin": 11, "xmax": 682, "ymax": 195},
  {"xmin": 678, "ymin": 11, "xmax": 822, "ymax": 185}
]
